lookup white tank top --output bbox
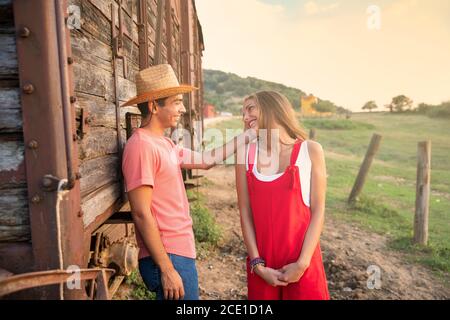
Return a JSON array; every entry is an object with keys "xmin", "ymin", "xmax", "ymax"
[{"xmin": 246, "ymin": 141, "xmax": 312, "ymax": 207}]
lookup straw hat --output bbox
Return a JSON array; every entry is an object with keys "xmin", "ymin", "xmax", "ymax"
[{"xmin": 121, "ymin": 64, "xmax": 197, "ymax": 107}]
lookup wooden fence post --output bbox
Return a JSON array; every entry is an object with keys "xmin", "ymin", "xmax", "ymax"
[
  {"xmin": 348, "ymin": 134, "xmax": 382, "ymax": 203},
  {"xmin": 309, "ymin": 128, "xmax": 316, "ymax": 140},
  {"xmin": 414, "ymin": 141, "xmax": 431, "ymax": 245}
]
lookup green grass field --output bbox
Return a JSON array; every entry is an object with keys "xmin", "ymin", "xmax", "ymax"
[{"xmin": 208, "ymin": 113, "xmax": 450, "ymax": 278}]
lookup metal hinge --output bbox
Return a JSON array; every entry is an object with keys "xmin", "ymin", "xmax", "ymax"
[
  {"xmin": 112, "ymin": 1, "xmax": 128, "ymax": 79},
  {"xmin": 76, "ymin": 108, "xmax": 93, "ymax": 140}
]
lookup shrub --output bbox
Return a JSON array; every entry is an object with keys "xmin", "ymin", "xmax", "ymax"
[
  {"xmin": 125, "ymin": 270, "xmax": 155, "ymax": 300},
  {"xmin": 190, "ymin": 200, "xmax": 221, "ymax": 246},
  {"xmin": 426, "ymin": 102, "xmax": 450, "ymax": 118}
]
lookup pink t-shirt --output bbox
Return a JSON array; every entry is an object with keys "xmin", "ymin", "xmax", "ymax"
[{"xmin": 122, "ymin": 128, "xmax": 196, "ymax": 260}]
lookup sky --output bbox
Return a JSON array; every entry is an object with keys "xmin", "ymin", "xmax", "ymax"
[{"xmin": 195, "ymin": 0, "xmax": 450, "ymax": 111}]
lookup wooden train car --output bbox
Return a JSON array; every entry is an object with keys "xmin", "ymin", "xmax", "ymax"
[{"xmin": 0, "ymin": 0, "xmax": 204, "ymax": 299}]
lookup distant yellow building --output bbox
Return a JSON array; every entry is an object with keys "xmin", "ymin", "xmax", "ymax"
[{"xmin": 300, "ymin": 94, "xmax": 333, "ymax": 117}]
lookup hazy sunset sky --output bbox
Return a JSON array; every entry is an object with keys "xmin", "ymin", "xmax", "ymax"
[{"xmin": 196, "ymin": 0, "xmax": 450, "ymax": 111}]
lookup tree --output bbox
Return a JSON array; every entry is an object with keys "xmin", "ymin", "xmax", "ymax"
[
  {"xmin": 312, "ymin": 100, "xmax": 337, "ymax": 113},
  {"xmin": 417, "ymin": 103, "xmax": 431, "ymax": 114},
  {"xmin": 235, "ymin": 84, "xmax": 251, "ymax": 96},
  {"xmin": 362, "ymin": 101, "xmax": 378, "ymax": 112},
  {"xmin": 215, "ymin": 85, "xmax": 225, "ymax": 94},
  {"xmin": 386, "ymin": 95, "xmax": 413, "ymax": 112},
  {"xmin": 336, "ymin": 106, "xmax": 351, "ymax": 115}
]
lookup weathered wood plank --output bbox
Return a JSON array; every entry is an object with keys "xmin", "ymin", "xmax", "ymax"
[
  {"xmin": 0, "ymin": 0, "xmax": 13, "ymax": 26},
  {"xmin": 0, "ymin": 88, "xmax": 22, "ymax": 133},
  {"xmin": 78, "ymin": 126, "xmax": 118, "ymax": 160},
  {"xmin": 76, "ymin": 92, "xmax": 138, "ymax": 129},
  {"xmin": 90, "ymin": 0, "xmax": 140, "ymax": 43},
  {"xmin": 73, "ymin": 58, "xmax": 136, "ymax": 102},
  {"xmin": 76, "ymin": 93, "xmax": 116, "ymax": 128},
  {"xmin": 70, "ymin": 26, "xmax": 140, "ymax": 76},
  {"xmin": 82, "ymin": 182, "xmax": 120, "ymax": 227},
  {"xmin": 72, "ymin": 0, "xmax": 158, "ymax": 66},
  {"xmin": 73, "ymin": 0, "xmax": 111, "ymax": 45},
  {"xmin": 117, "ymin": 73, "xmax": 138, "ymax": 101},
  {"xmin": 0, "ymin": 225, "xmax": 30, "ymax": 242},
  {"xmin": 70, "ymin": 0, "xmax": 140, "ymax": 48},
  {"xmin": 73, "ymin": 59, "xmax": 110, "ymax": 100},
  {"xmin": 0, "ymin": 138, "xmax": 26, "ymax": 188},
  {"xmin": 0, "ymin": 187, "xmax": 30, "ymax": 242},
  {"xmin": 0, "ymin": 32, "xmax": 18, "ymax": 79},
  {"xmin": 80, "ymin": 155, "xmax": 119, "ymax": 198},
  {"xmin": 0, "ymin": 188, "xmax": 28, "ymax": 226},
  {"xmin": 70, "ymin": 29, "xmax": 112, "ymax": 72}
]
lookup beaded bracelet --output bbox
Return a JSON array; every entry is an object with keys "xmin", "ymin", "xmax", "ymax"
[{"xmin": 250, "ymin": 257, "xmax": 266, "ymax": 274}]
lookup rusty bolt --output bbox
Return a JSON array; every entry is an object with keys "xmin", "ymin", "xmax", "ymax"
[
  {"xmin": 78, "ymin": 210, "xmax": 84, "ymax": 217},
  {"xmin": 31, "ymin": 195, "xmax": 41, "ymax": 204},
  {"xmin": 85, "ymin": 116, "xmax": 94, "ymax": 125},
  {"xmin": 22, "ymin": 83, "xmax": 34, "ymax": 94},
  {"xmin": 42, "ymin": 177, "xmax": 53, "ymax": 188},
  {"xmin": 75, "ymin": 172, "xmax": 82, "ymax": 180},
  {"xmin": 19, "ymin": 27, "xmax": 30, "ymax": 38},
  {"xmin": 70, "ymin": 96, "xmax": 77, "ymax": 103},
  {"xmin": 67, "ymin": 57, "xmax": 74, "ymax": 65},
  {"xmin": 27, "ymin": 140, "xmax": 38, "ymax": 149}
]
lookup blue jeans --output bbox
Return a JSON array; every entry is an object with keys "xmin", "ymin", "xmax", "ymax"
[{"xmin": 138, "ymin": 254, "xmax": 199, "ymax": 300}]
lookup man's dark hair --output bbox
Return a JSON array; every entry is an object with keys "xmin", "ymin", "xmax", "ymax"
[{"xmin": 137, "ymin": 97, "xmax": 168, "ymax": 118}]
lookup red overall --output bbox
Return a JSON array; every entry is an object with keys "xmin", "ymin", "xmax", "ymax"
[{"xmin": 246, "ymin": 140, "xmax": 330, "ymax": 300}]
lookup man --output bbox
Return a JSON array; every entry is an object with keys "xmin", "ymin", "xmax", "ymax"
[{"xmin": 121, "ymin": 64, "xmax": 254, "ymax": 300}]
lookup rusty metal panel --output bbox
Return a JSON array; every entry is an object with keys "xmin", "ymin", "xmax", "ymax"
[
  {"xmin": 59, "ymin": 0, "xmax": 88, "ymax": 300},
  {"xmin": 13, "ymin": 0, "xmax": 85, "ymax": 299},
  {"xmin": 0, "ymin": 268, "xmax": 114, "ymax": 299}
]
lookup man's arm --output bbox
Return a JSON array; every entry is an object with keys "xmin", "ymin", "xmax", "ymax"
[
  {"xmin": 127, "ymin": 185, "xmax": 184, "ymax": 300},
  {"xmin": 181, "ymin": 129, "xmax": 256, "ymax": 170}
]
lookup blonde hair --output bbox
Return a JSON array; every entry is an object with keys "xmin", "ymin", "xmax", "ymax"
[{"xmin": 244, "ymin": 91, "xmax": 307, "ymax": 148}]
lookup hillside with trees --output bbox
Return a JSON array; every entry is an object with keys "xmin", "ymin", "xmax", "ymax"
[{"xmin": 203, "ymin": 69, "xmax": 348, "ymax": 115}]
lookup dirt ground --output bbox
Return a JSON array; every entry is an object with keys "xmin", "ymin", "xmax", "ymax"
[{"xmin": 195, "ymin": 165, "xmax": 450, "ymax": 300}]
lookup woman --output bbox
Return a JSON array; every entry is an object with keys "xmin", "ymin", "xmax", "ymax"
[{"xmin": 235, "ymin": 91, "xmax": 330, "ymax": 300}]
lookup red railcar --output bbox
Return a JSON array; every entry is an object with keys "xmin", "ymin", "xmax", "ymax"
[{"xmin": 0, "ymin": 0, "xmax": 204, "ymax": 299}]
